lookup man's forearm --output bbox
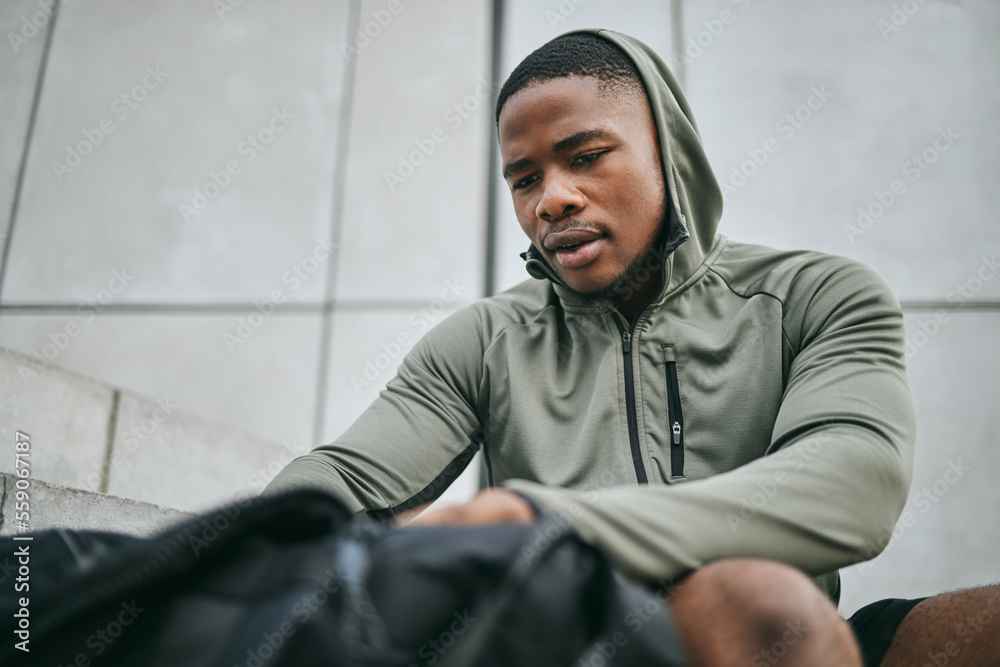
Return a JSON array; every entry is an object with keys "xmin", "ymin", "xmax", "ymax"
[{"xmin": 503, "ymin": 424, "xmax": 910, "ymax": 588}]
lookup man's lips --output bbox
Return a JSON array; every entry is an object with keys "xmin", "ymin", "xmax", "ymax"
[
  {"xmin": 543, "ymin": 227, "xmax": 603, "ymax": 251},
  {"xmin": 542, "ymin": 228, "xmax": 606, "ymax": 270}
]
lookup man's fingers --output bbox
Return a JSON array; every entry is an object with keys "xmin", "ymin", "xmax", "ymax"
[
  {"xmin": 394, "ymin": 501, "xmax": 434, "ymax": 526},
  {"xmin": 402, "ymin": 489, "xmax": 535, "ymax": 528}
]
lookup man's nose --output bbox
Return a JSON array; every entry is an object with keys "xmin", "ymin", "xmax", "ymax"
[{"xmin": 535, "ymin": 172, "xmax": 585, "ymax": 222}]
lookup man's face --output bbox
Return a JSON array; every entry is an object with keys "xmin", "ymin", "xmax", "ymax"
[{"xmin": 498, "ymin": 76, "xmax": 666, "ymax": 299}]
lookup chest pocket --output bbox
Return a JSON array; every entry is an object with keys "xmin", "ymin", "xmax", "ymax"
[{"xmin": 661, "ymin": 344, "xmax": 685, "ymax": 479}]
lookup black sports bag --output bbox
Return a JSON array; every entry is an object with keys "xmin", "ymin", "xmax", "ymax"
[{"xmin": 0, "ymin": 488, "xmax": 684, "ymax": 666}]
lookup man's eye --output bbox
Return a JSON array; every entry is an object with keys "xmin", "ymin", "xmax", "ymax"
[
  {"xmin": 512, "ymin": 174, "xmax": 538, "ymax": 190},
  {"xmin": 573, "ymin": 151, "xmax": 605, "ymax": 166}
]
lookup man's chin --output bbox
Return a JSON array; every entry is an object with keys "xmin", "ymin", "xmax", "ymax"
[{"xmin": 562, "ymin": 277, "xmax": 621, "ymax": 305}]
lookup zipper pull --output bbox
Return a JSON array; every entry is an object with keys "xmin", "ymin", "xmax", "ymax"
[
  {"xmin": 672, "ymin": 421, "xmax": 681, "ymax": 444},
  {"xmin": 622, "ymin": 330, "xmax": 631, "ymax": 354}
]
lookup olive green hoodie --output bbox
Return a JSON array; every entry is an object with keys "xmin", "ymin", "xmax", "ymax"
[{"xmin": 266, "ymin": 29, "xmax": 915, "ymax": 601}]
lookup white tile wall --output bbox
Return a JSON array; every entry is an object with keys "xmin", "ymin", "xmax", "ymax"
[
  {"xmin": 0, "ymin": 0, "xmax": 49, "ymax": 264},
  {"xmin": 333, "ymin": 0, "xmax": 491, "ymax": 303},
  {"xmin": 1, "ymin": 0, "xmax": 350, "ymax": 305},
  {"xmin": 682, "ymin": 0, "xmax": 1000, "ymax": 303},
  {"xmin": 840, "ymin": 312, "xmax": 1000, "ymax": 615}
]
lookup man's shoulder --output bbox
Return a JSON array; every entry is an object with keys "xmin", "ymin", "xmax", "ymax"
[
  {"xmin": 466, "ymin": 278, "xmax": 561, "ymax": 330},
  {"xmin": 711, "ymin": 237, "xmax": 893, "ymax": 306},
  {"xmin": 415, "ymin": 278, "xmax": 558, "ymax": 353}
]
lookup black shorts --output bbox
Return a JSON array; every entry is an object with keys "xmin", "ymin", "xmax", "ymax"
[{"xmin": 848, "ymin": 597, "xmax": 928, "ymax": 667}]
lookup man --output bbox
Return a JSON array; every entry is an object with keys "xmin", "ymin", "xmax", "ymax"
[{"xmin": 267, "ymin": 30, "xmax": 998, "ymax": 666}]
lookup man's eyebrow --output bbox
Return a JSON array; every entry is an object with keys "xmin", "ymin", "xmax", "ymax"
[
  {"xmin": 503, "ymin": 128, "xmax": 614, "ymax": 180},
  {"xmin": 552, "ymin": 128, "xmax": 613, "ymax": 154},
  {"xmin": 503, "ymin": 157, "xmax": 533, "ymax": 180}
]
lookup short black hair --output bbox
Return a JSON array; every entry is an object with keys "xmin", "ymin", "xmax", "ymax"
[{"xmin": 495, "ymin": 32, "xmax": 647, "ymax": 125}]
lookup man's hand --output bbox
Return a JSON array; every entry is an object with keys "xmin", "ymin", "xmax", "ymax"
[{"xmin": 399, "ymin": 488, "xmax": 535, "ymax": 527}]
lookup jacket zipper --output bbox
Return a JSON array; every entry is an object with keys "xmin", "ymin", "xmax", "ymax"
[
  {"xmin": 665, "ymin": 360, "xmax": 685, "ymax": 477},
  {"xmin": 614, "ymin": 318, "xmax": 648, "ymax": 484}
]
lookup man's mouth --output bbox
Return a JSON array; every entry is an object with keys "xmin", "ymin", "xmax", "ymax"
[
  {"xmin": 551, "ymin": 238, "xmax": 604, "ymax": 269},
  {"xmin": 543, "ymin": 228, "xmax": 605, "ymax": 269}
]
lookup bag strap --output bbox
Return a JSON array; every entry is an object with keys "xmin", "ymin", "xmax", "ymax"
[
  {"xmin": 432, "ymin": 516, "xmax": 580, "ymax": 667},
  {"xmin": 433, "ymin": 516, "xmax": 685, "ymax": 667}
]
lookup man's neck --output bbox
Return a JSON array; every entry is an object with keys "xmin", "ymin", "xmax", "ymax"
[{"xmin": 614, "ymin": 272, "xmax": 663, "ymax": 325}]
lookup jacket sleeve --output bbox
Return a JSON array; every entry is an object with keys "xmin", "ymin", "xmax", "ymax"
[
  {"xmin": 263, "ymin": 305, "xmax": 488, "ymax": 518},
  {"xmin": 505, "ymin": 261, "xmax": 916, "ymax": 584}
]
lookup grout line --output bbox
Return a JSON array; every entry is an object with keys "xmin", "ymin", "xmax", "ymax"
[
  {"xmin": 100, "ymin": 389, "xmax": 121, "ymax": 495},
  {"xmin": 312, "ymin": 0, "xmax": 361, "ymax": 448},
  {"xmin": 0, "ymin": 302, "xmax": 326, "ymax": 314},
  {"xmin": 2, "ymin": 300, "xmax": 1000, "ymax": 315},
  {"xmin": 479, "ymin": 0, "xmax": 506, "ymax": 491},
  {"xmin": 670, "ymin": 0, "xmax": 686, "ymax": 89},
  {"xmin": 483, "ymin": 0, "xmax": 505, "ymax": 298},
  {"xmin": 898, "ymin": 301, "xmax": 1000, "ymax": 311},
  {"xmin": 0, "ymin": 298, "xmax": 481, "ymax": 314},
  {"xmin": 0, "ymin": 2, "xmax": 63, "ymax": 305}
]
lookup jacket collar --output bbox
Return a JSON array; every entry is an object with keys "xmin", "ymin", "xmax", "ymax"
[{"xmin": 519, "ymin": 195, "xmax": 692, "ymax": 312}]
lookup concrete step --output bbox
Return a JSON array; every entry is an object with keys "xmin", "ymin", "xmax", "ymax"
[
  {"xmin": 0, "ymin": 346, "xmax": 305, "ymax": 513},
  {"xmin": 0, "ymin": 472, "xmax": 190, "ymax": 537}
]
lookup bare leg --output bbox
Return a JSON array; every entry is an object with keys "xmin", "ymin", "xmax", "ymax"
[
  {"xmin": 665, "ymin": 558, "xmax": 861, "ymax": 667},
  {"xmin": 881, "ymin": 584, "xmax": 1000, "ymax": 666}
]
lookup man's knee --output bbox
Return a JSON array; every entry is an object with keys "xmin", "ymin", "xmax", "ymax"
[
  {"xmin": 672, "ymin": 558, "xmax": 840, "ymax": 638},
  {"xmin": 665, "ymin": 559, "xmax": 861, "ymax": 666}
]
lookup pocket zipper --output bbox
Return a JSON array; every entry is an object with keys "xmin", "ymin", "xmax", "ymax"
[{"xmin": 665, "ymin": 361, "xmax": 685, "ymax": 478}]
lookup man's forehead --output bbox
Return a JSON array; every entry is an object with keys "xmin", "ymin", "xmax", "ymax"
[{"xmin": 498, "ymin": 78, "xmax": 632, "ymax": 145}]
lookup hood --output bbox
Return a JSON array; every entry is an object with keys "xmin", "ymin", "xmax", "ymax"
[{"xmin": 519, "ymin": 29, "xmax": 723, "ymax": 306}]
